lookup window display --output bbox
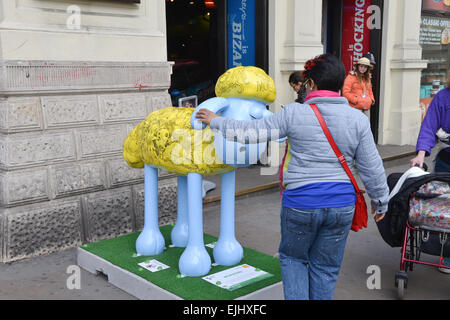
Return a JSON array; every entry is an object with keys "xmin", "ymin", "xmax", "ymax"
[
  {"xmin": 420, "ymin": 15, "xmax": 449, "ymax": 95},
  {"xmin": 419, "ymin": 0, "xmax": 449, "ymax": 117}
]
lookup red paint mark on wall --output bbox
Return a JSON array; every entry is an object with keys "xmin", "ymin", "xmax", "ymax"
[{"xmin": 29, "ymin": 64, "xmax": 96, "ymax": 86}]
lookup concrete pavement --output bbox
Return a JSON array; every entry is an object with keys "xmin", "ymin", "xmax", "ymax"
[{"xmin": 0, "ymin": 149, "xmax": 449, "ymax": 300}]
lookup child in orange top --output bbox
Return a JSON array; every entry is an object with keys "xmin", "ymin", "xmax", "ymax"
[{"xmin": 342, "ymin": 57, "xmax": 375, "ymax": 112}]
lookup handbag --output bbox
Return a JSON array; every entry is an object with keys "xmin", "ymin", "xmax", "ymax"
[{"xmin": 310, "ymin": 104, "xmax": 368, "ymax": 232}]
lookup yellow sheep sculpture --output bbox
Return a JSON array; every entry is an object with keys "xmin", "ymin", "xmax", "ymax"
[{"xmin": 123, "ymin": 66, "xmax": 276, "ymax": 277}]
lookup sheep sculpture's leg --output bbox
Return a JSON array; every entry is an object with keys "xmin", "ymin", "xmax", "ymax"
[
  {"xmin": 135, "ymin": 165, "xmax": 165, "ymax": 256},
  {"xmin": 179, "ymin": 172, "xmax": 211, "ymax": 277},
  {"xmin": 171, "ymin": 175, "xmax": 189, "ymax": 247},
  {"xmin": 213, "ymin": 170, "xmax": 243, "ymax": 266}
]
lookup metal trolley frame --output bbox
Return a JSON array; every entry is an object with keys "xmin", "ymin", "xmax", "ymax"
[{"xmin": 395, "ymin": 221, "xmax": 449, "ymax": 299}]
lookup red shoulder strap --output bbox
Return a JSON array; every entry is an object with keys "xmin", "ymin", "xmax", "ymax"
[{"xmin": 309, "ymin": 104, "xmax": 364, "ymax": 194}]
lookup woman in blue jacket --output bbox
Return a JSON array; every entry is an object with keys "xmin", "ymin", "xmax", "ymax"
[{"xmin": 196, "ymin": 54, "xmax": 389, "ymax": 300}]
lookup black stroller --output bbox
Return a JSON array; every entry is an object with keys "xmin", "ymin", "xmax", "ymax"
[{"xmin": 377, "ymin": 165, "xmax": 450, "ymax": 299}]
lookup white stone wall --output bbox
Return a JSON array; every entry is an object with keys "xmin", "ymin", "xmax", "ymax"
[
  {"xmin": 0, "ymin": 1, "xmax": 176, "ymax": 263},
  {"xmin": 0, "ymin": 0, "xmax": 167, "ymax": 62},
  {"xmin": 0, "ymin": 81, "xmax": 178, "ymax": 262},
  {"xmin": 378, "ymin": 0, "xmax": 427, "ymax": 146},
  {"xmin": 268, "ymin": 0, "xmax": 324, "ymax": 111}
]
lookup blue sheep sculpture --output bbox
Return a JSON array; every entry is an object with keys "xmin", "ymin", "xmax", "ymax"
[{"xmin": 123, "ymin": 66, "xmax": 277, "ymax": 277}]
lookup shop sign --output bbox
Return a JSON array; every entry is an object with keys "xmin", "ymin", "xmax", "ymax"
[
  {"xmin": 227, "ymin": 0, "xmax": 255, "ymax": 68},
  {"xmin": 341, "ymin": 0, "xmax": 372, "ymax": 74}
]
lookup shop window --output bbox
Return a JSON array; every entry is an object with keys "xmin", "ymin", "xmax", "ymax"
[
  {"xmin": 166, "ymin": 0, "xmax": 219, "ymax": 106},
  {"xmin": 419, "ymin": 0, "xmax": 450, "ymax": 119}
]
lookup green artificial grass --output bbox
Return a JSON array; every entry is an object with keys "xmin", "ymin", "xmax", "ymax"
[{"xmin": 80, "ymin": 225, "xmax": 282, "ymax": 300}]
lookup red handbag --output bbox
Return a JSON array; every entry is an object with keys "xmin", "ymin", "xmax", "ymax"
[{"xmin": 310, "ymin": 104, "xmax": 368, "ymax": 232}]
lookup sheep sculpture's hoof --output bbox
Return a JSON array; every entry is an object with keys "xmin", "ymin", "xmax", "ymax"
[
  {"xmin": 179, "ymin": 245, "xmax": 212, "ymax": 277},
  {"xmin": 171, "ymin": 223, "xmax": 189, "ymax": 248},
  {"xmin": 213, "ymin": 239, "xmax": 243, "ymax": 266},
  {"xmin": 136, "ymin": 228, "xmax": 165, "ymax": 256}
]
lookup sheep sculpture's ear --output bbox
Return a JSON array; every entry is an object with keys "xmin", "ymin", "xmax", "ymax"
[{"xmin": 190, "ymin": 97, "xmax": 230, "ymax": 130}]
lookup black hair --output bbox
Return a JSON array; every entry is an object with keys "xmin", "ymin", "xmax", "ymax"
[
  {"xmin": 302, "ymin": 54, "xmax": 346, "ymax": 92},
  {"xmin": 289, "ymin": 71, "xmax": 304, "ymax": 84}
]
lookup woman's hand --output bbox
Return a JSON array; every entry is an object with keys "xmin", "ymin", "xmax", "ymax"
[
  {"xmin": 410, "ymin": 151, "xmax": 426, "ymax": 168},
  {"xmin": 371, "ymin": 208, "xmax": 386, "ymax": 223},
  {"xmin": 195, "ymin": 109, "xmax": 218, "ymax": 126}
]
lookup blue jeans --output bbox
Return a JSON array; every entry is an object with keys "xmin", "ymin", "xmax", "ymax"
[
  {"xmin": 279, "ymin": 205, "xmax": 355, "ymax": 300},
  {"xmin": 434, "ymin": 154, "xmax": 450, "ymax": 174}
]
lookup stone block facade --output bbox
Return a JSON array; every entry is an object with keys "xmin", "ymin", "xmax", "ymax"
[{"xmin": 0, "ymin": 61, "xmax": 178, "ymax": 263}]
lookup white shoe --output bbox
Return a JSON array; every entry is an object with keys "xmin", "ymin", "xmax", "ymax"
[{"xmin": 438, "ymin": 267, "xmax": 450, "ymax": 274}]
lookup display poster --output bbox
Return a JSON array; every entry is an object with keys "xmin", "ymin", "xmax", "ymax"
[
  {"xmin": 422, "ymin": 0, "xmax": 450, "ymax": 12},
  {"xmin": 138, "ymin": 260, "xmax": 170, "ymax": 273},
  {"xmin": 419, "ymin": 14, "xmax": 449, "ymax": 109},
  {"xmin": 227, "ymin": 0, "xmax": 255, "ymax": 68},
  {"xmin": 341, "ymin": 0, "xmax": 372, "ymax": 74},
  {"xmin": 203, "ymin": 264, "xmax": 273, "ymax": 291},
  {"xmin": 178, "ymin": 95, "xmax": 198, "ymax": 108},
  {"xmin": 420, "ymin": 15, "xmax": 450, "ymax": 46},
  {"xmin": 420, "ymin": 97, "xmax": 434, "ymax": 122}
]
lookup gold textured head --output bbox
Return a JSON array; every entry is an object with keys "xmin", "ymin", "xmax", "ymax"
[{"xmin": 215, "ymin": 66, "xmax": 276, "ymax": 104}]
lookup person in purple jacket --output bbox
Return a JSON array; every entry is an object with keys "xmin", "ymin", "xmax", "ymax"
[
  {"xmin": 411, "ymin": 70, "xmax": 450, "ymax": 274},
  {"xmin": 411, "ymin": 73, "xmax": 450, "ymax": 172}
]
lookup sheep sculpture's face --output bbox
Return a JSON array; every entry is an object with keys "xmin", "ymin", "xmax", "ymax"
[
  {"xmin": 193, "ymin": 66, "xmax": 277, "ymax": 168},
  {"xmin": 213, "ymin": 97, "xmax": 270, "ymax": 167}
]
